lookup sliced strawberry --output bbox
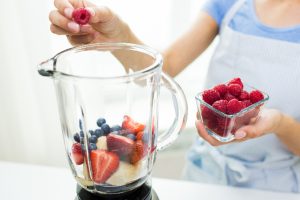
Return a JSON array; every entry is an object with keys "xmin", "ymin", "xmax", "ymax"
[
  {"xmin": 107, "ymin": 134, "xmax": 134, "ymax": 156},
  {"xmin": 122, "ymin": 115, "xmax": 145, "ymax": 133},
  {"xmin": 72, "ymin": 143, "xmax": 84, "ymax": 165},
  {"xmin": 130, "ymin": 141, "xmax": 147, "ymax": 164},
  {"xmin": 90, "ymin": 150, "xmax": 119, "ymax": 184},
  {"xmin": 136, "ymin": 131, "xmax": 144, "ymax": 141}
]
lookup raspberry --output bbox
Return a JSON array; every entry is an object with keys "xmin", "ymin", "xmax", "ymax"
[
  {"xmin": 217, "ymin": 117, "xmax": 231, "ymax": 131},
  {"xmin": 228, "ymin": 83, "xmax": 242, "ymax": 97},
  {"xmin": 242, "ymin": 100, "xmax": 252, "ymax": 107},
  {"xmin": 213, "ymin": 84, "xmax": 228, "ymax": 97},
  {"xmin": 249, "ymin": 90, "xmax": 264, "ymax": 104},
  {"xmin": 228, "ymin": 78, "xmax": 244, "ymax": 89},
  {"xmin": 227, "ymin": 99, "xmax": 244, "ymax": 114},
  {"xmin": 200, "ymin": 105, "xmax": 215, "ymax": 120},
  {"xmin": 206, "ymin": 118, "xmax": 217, "ymax": 130},
  {"xmin": 202, "ymin": 89, "xmax": 221, "ymax": 105},
  {"xmin": 223, "ymin": 92, "xmax": 236, "ymax": 101},
  {"xmin": 212, "ymin": 100, "xmax": 228, "ymax": 113},
  {"xmin": 239, "ymin": 90, "xmax": 249, "ymax": 100},
  {"xmin": 72, "ymin": 8, "xmax": 91, "ymax": 25}
]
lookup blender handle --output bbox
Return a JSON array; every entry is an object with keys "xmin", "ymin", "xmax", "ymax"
[{"xmin": 157, "ymin": 73, "xmax": 188, "ymax": 151}]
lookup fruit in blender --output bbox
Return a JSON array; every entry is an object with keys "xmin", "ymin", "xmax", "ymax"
[
  {"xmin": 72, "ymin": 143, "xmax": 84, "ymax": 165},
  {"xmin": 90, "ymin": 150, "xmax": 120, "ymax": 183},
  {"xmin": 107, "ymin": 134, "xmax": 135, "ymax": 156}
]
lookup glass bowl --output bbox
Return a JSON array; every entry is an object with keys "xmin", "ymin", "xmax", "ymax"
[{"xmin": 195, "ymin": 84, "xmax": 269, "ymax": 142}]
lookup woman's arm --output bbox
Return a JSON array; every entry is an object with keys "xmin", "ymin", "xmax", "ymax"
[
  {"xmin": 162, "ymin": 12, "xmax": 218, "ymax": 77},
  {"xmin": 275, "ymin": 114, "xmax": 300, "ymax": 156},
  {"xmin": 123, "ymin": 12, "xmax": 218, "ymax": 77},
  {"xmin": 50, "ymin": 0, "xmax": 218, "ymax": 77}
]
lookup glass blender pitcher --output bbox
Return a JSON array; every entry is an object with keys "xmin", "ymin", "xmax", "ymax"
[{"xmin": 38, "ymin": 43, "xmax": 187, "ymax": 198}]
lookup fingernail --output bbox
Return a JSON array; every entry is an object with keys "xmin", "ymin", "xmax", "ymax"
[
  {"xmin": 235, "ymin": 131, "xmax": 246, "ymax": 139},
  {"xmin": 86, "ymin": 7, "xmax": 95, "ymax": 16},
  {"xmin": 64, "ymin": 7, "xmax": 74, "ymax": 18},
  {"xmin": 67, "ymin": 21, "xmax": 80, "ymax": 32}
]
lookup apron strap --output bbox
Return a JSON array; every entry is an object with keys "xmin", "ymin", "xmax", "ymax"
[{"xmin": 220, "ymin": 0, "xmax": 246, "ymax": 33}]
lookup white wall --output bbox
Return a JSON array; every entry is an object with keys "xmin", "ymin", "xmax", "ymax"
[{"xmin": 0, "ymin": 0, "xmax": 214, "ymax": 167}]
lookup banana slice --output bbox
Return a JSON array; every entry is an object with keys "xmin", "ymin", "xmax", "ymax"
[
  {"xmin": 106, "ymin": 161, "xmax": 142, "ymax": 186},
  {"xmin": 83, "ymin": 161, "xmax": 91, "ymax": 180},
  {"xmin": 76, "ymin": 177, "xmax": 94, "ymax": 187},
  {"xmin": 96, "ymin": 136, "xmax": 108, "ymax": 150},
  {"xmin": 76, "ymin": 161, "xmax": 93, "ymax": 187}
]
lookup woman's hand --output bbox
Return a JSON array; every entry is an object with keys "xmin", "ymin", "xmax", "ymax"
[
  {"xmin": 49, "ymin": 0, "xmax": 132, "ymax": 46},
  {"xmin": 196, "ymin": 108, "xmax": 282, "ymax": 146}
]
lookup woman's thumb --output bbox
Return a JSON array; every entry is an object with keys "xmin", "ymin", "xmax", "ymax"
[{"xmin": 88, "ymin": 6, "xmax": 114, "ymax": 24}]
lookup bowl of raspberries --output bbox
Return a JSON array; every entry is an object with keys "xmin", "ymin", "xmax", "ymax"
[{"xmin": 195, "ymin": 78, "xmax": 269, "ymax": 142}]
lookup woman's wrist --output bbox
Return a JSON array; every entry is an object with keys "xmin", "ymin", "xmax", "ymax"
[
  {"xmin": 274, "ymin": 113, "xmax": 292, "ymax": 137},
  {"xmin": 119, "ymin": 20, "xmax": 142, "ymax": 44}
]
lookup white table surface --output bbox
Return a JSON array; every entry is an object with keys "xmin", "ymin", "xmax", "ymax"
[{"xmin": 0, "ymin": 161, "xmax": 299, "ymax": 200}]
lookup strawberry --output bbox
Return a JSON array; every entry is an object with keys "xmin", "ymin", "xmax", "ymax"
[
  {"xmin": 228, "ymin": 78, "xmax": 244, "ymax": 89},
  {"xmin": 90, "ymin": 150, "xmax": 119, "ymax": 183},
  {"xmin": 72, "ymin": 8, "xmax": 91, "ymax": 25},
  {"xmin": 228, "ymin": 83, "xmax": 242, "ymax": 97},
  {"xmin": 239, "ymin": 90, "xmax": 250, "ymax": 101},
  {"xmin": 130, "ymin": 141, "xmax": 147, "ymax": 164},
  {"xmin": 118, "ymin": 129, "xmax": 134, "ymax": 136},
  {"xmin": 136, "ymin": 131, "xmax": 144, "ymax": 141},
  {"xmin": 122, "ymin": 115, "xmax": 145, "ymax": 133},
  {"xmin": 213, "ymin": 84, "xmax": 228, "ymax": 97},
  {"xmin": 107, "ymin": 134, "xmax": 134, "ymax": 156},
  {"xmin": 202, "ymin": 89, "xmax": 221, "ymax": 105},
  {"xmin": 212, "ymin": 100, "xmax": 228, "ymax": 113},
  {"xmin": 72, "ymin": 143, "xmax": 84, "ymax": 165},
  {"xmin": 227, "ymin": 99, "xmax": 244, "ymax": 114},
  {"xmin": 249, "ymin": 90, "xmax": 264, "ymax": 104}
]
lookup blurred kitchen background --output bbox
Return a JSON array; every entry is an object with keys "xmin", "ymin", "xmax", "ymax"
[{"xmin": 0, "ymin": 0, "xmax": 216, "ymax": 179}]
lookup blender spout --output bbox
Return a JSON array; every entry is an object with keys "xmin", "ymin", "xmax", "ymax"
[{"xmin": 38, "ymin": 58, "xmax": 55, "ymax": 77}]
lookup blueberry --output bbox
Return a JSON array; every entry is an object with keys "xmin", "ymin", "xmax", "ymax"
[
  {"xmin": 79, "ymin": 119, "xmax": 83, "ymax": 130},
  {"xmin": 89, "ymin": 135, "xmax": 98, "ymax": 143},
  {"xmin": 80, "ymin": 131, "xmax": 84, "ymax": 137},
  {"xmin": 94, "ymin": 129, "xmax": 104, "ymax": 138},
  {"xmin": 127, "ymin": 134, "xmax": 136, "ymax": 141},
  {"xmin": 101, "ymin": 123, "xmax": 110, "ymax": 135},
  {"xmin": 119, "ymin": 129, "xmax": 133, "ymax": 136},
  {"xmin": 89, "ymin": 130, "xmax": 94, "ymax": 135},
  {"xmin": 97, "ymin": 118, "xmax": 106, "ymax": 127},
  {"xmin": 89, "ymin": 143, "xmax": 97, "ymax": 151},
  {"xmin": 110, "ymin": 131, "xmax": 119, "ymax": 135},
  {"xmin": 110, "ymin": 125, "xmax": 122, "ymax": 132},
  {"xmin": 80, "ymin": 137, "xmax": 84, "ymax": 144},
  {"xmin": 81, "ymin": 144, "xmax": 86, "ymax": 152},
  {"xmin": 73, "ymin": 133, "xmax": 80, "ymax": 143}
]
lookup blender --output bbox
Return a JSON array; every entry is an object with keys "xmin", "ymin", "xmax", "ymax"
[{"xmin": 38, "ymin": 43, "xmax": 187, "ymax": 199}]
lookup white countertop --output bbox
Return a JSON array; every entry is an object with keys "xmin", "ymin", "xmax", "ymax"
[{"xmin": 0, "ymin": 161, "xmax": 299, "ymax": 200}]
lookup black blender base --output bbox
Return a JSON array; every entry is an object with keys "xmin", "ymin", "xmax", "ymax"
[{"xmin": 75, "ymin": 183, "xmax": 159, "ymax": 200}]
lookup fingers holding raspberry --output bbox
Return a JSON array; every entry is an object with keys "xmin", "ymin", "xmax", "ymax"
[
  {"xmin": 49, "ymin": 10, "xmax": 80, "ymax": 33},
  {"xmin": 50, "ymin": 0, "xmax": 136, "ymax": 46}
]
